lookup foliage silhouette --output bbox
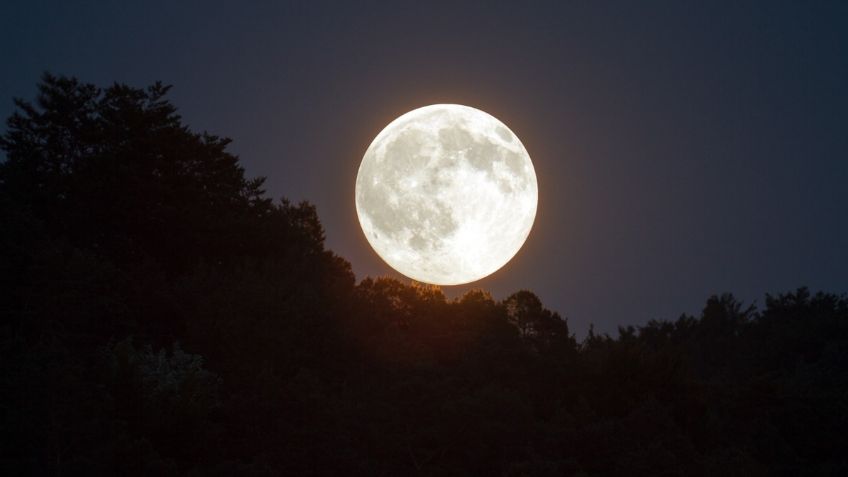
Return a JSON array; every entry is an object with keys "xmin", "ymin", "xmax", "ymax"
[{"xmin": 2, "ymin": 75, "xmax": 847, "ymax": 476}]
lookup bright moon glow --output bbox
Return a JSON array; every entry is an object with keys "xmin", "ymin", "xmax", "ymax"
[{"xmin": 355, "ymin": 104, "xmax": 538, "ymax": 285}]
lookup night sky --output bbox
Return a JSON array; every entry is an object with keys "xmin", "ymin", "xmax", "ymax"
[{"xmin": 3, "ymin": 1, "xmax": 846, "ymax": 335}]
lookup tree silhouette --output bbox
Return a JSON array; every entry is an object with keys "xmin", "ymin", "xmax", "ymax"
[{"xmin": 1, "ymin": 75, "xmax": 847, "ymax": 476}]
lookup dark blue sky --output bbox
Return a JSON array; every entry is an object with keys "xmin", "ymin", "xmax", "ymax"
[{"xmin": 3, "ymin": 1, "xmax": 846, "ymax": 335}]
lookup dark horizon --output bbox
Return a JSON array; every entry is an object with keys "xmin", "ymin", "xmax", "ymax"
[{"xmin": 3, "ymin": 2, "xmax": 847, "ymax": 334}]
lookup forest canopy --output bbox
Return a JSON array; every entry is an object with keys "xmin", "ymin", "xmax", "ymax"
[{"xmin": 2, "ymin": 74, "xmax": 847, "ymax": 476}]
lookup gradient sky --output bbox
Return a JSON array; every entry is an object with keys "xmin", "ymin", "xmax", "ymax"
[{"xmin": 3, "ymin": 1, "xmax": 847, "ymax": 335}]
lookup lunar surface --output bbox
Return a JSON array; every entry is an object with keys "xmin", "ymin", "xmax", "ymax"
[{"xmin": 355, "ymin": 104, "xmax": 538, "ymax": 285}]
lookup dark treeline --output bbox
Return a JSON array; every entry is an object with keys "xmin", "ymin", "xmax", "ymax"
[{"xmin": 2, "ymin": 75, "xmax": 846, "ymax": 476}]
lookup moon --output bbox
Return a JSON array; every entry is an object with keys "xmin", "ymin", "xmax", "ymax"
[{"xmin": 355, "ymin": 104, "xmax": 538, "ymax": 285}]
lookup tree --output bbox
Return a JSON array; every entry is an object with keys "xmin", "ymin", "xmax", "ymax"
[
  {"xmin": 0, "ymin": 73, "xmax": 271, "ymax": 273},
  {"xmin": 504, "ymin": 290, "xmax": 575, "ymax": 353}
]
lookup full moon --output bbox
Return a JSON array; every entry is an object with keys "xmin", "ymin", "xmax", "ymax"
[{"xmin": 355, "ymin": 104, "xmax": 538, "ymax": 285}]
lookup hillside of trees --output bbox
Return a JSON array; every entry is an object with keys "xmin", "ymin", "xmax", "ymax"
[{"xmin": 2, "ymin": 75, "xmax": 847, "ymax": 476}]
